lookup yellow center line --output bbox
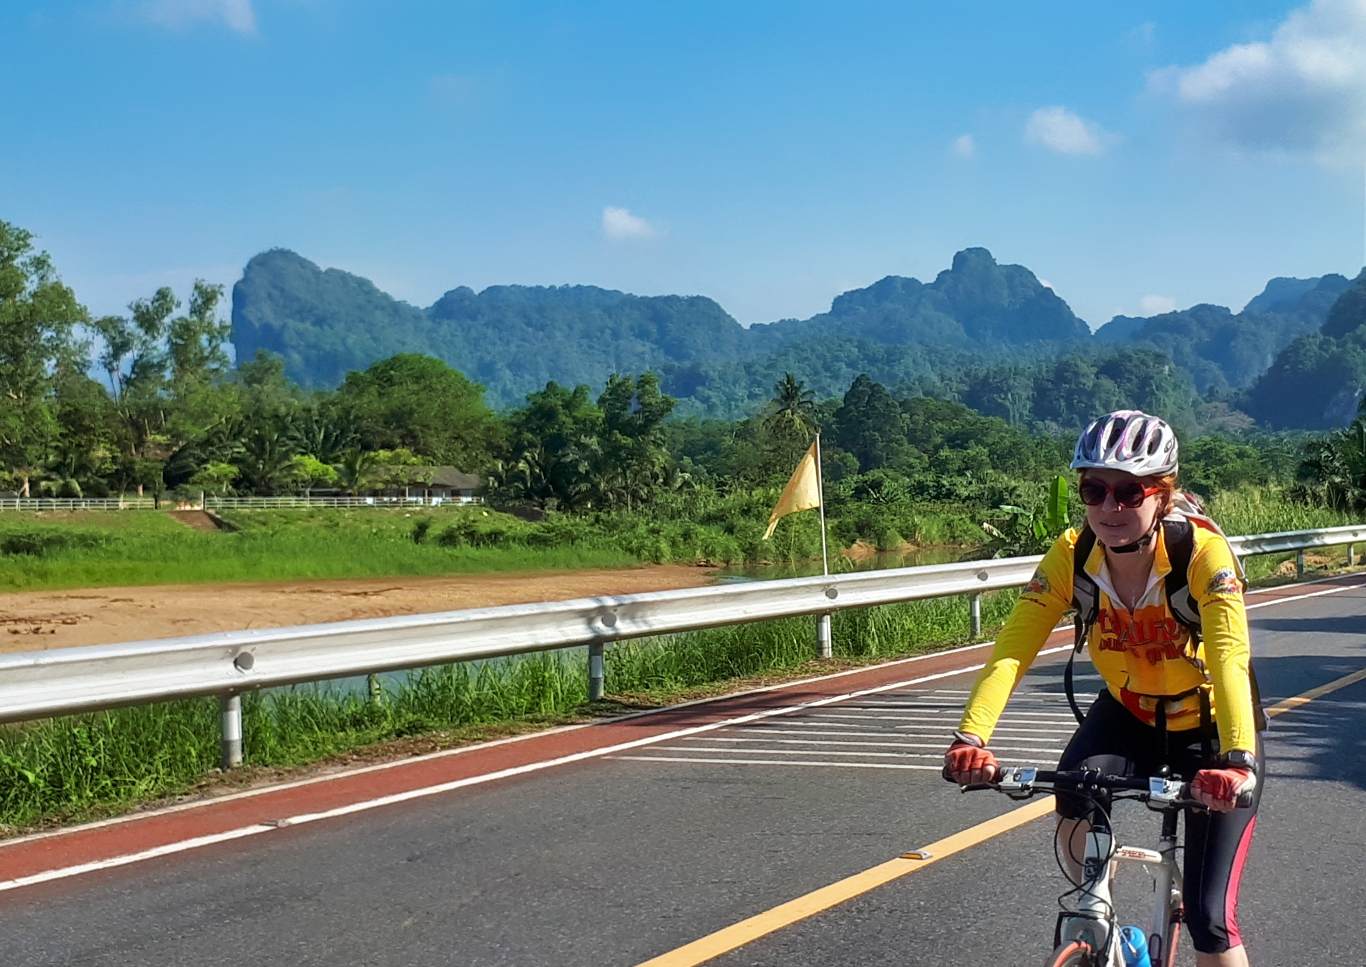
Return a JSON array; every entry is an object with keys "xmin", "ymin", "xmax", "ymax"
[
  {"xmin": 636, "ymin": 665, "xmax": 1366, "ymax": 967},
  {"xmin": 1263, "ymin": 666, "xmax": 1366, "ymax": 718}
]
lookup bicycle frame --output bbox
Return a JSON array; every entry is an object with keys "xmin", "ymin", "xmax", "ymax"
[
  {"xmin": 992, "ymin": 767, "xmax": 1188, "ymax": 966},
  {"xmin": 1059, "ymin": 811, "xmax": 1181, "ymax": 966}
]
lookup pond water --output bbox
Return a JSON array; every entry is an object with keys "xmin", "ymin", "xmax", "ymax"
[{"xmin": 712, "ymin": 544, "xmax": 982, "ymax": 582}]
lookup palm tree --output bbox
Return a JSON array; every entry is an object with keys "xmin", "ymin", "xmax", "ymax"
[
  {"xmin": 764, "ymin": 373, "xmax": 818, "ymax": 440},
  {"xmin": 234, "ymin": 429, "xmax": 299, "ymax": 495},
  {"xmin": 335, "ymin": 448, "xmax": 378, "ymax": 496}
]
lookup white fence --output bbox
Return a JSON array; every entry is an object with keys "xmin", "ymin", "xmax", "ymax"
[
  {"xmin": 0, "ymin": 495, "xmax": 482, "ymax": 512},
  {"xmin": 205, "ymin": 495, "xmax": 483, "ymax": 509},
  {"xmin": 2, "ymin": 522, "xmax": 1363, "ymax": 768},
  {"xmin": 0, "ymin": 497, "xmax": 159, "ymax": 511}
]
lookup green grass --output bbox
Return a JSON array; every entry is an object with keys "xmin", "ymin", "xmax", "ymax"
[
  {"xmin": 0, "ymin": 509, "xmax": 643, "ymax": 591},
  {"xmin": 0, "ymin": 498, "xmax": 988, "ymax": 592}
]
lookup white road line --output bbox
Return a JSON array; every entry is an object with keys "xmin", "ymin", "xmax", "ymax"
[
  {"xmin": 721, "ymin": 726, "xmax": 1067, "ymax": 748},
  {"xmin": 609, "ymin": 756, "xmax": 944, "ymax": 771},
  {"xmin": 752, "ymin": 717, "xmax": 1075, "ymax": 736},
  {"xmin": 672, "ymin": 736, "xmax": 1066, "ymax": 754},
  {"xmin": 807, "ymin": 713, "xmax": 1075, "ymax": 732},
  {"xmin": 655, "ymin": 745, "xmax": 948, "ymax": 760},
  {"xmin": 841, "ymin": 705, "xmax": 1077, "ymax": 720}
]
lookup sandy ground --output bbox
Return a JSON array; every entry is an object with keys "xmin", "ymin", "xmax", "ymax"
[{"xmin": 0, "ymin": 565, "xmax": 717, "ymax": 654}]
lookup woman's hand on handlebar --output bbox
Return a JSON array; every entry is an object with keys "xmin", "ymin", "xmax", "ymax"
[
  {"xmin": 942, "ymin": 732, "xmax": 998, "ymax": 785},
  {"xmin": 1191, "ymin": 766, "xmax": 1256, "ymax": 812}
]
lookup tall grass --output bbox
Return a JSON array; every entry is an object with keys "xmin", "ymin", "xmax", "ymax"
[
  {"xmin": 1208, "ymin": 486, "xmax": 1357, "ymax": 536},
  {"xmin": 0, "ymin": 589, "xmax": 1022, "ymax": 832}
]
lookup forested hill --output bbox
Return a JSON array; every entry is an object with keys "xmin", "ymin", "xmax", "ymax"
[
  {"xmin": 1242, "ymin": 269, "xmax": 1366, "ymax": 428},
  {"xmin": 749, "ymin": 247, "xmax": 1090, "ymax": 348},
  {"xmin": 1093, "ymin": 273, "xmax": 1351, "ymax": 394},
  {"xmin": 231, "ymin": 247, "xmax": 1095, "ymax": 408},
  {"xmin": 230, "ymin": 249, "xmax": 750, "ymax": 399},
  {"xmin": 231, "ymin": 246, "xmax": 1351, "ymax": 417}
]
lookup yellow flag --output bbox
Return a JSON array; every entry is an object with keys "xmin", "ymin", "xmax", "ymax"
[{"xmin": 763, "ymin": 442, "xmax": 821, "ymax": 540}]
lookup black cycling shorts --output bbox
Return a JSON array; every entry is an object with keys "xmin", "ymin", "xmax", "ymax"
[{"xmin": 1054, "ymin": 689, "xmax": 1262, "ymax": 955}]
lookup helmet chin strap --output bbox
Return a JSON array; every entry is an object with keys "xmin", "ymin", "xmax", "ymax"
[{"xmin": 1108, "ymin": 518, "xmax": 1160, "ymax": 554}]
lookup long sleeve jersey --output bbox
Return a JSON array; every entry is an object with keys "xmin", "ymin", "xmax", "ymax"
[{"xmin": 958, "ymin": 524, "xmax": 1258, "ymax": 754}]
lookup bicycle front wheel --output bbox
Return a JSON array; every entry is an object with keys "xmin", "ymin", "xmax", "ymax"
[{"xmin": 1044, "ymin": 940, "xmax": 1097, "ymax": 967}]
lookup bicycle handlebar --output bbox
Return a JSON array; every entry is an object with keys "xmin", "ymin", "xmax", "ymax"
[{"xmin": 960, "ymin": 766, "xmax": 1254, "ymax": 809}]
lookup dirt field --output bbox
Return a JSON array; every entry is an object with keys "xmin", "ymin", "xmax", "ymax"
[{"xmin": 0, "ymin": 565, "xmax": 717, "ymax": 653}]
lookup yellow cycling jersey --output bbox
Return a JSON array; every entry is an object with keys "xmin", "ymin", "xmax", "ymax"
[{"xmin": 958, "ymin": 523, "xmax": 1257, "ymax": 754}]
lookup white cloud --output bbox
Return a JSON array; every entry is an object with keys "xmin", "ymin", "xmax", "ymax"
[
  {"xmin": 1139, "ymin": 294, "xmax": 1178, "ymax": 315},
  {"xmin": 1024, "ymin": 106, "xmax": 1114, "ymax": 156},
  {"xmin": 950, "ymin": 133, "xmax": 976, "ymax": 159},
  {"xmin": 1149, "ymin": 0, "xmax": 1366, "ymax": 163},
  {"xmin": 137, "ymin": 0, "xmax": 257, "ymax": 34},
  {"xmin": 1038, "ymin": 278, "xmax": 1054, "ymax": 290},
  {"xmin": 601, "ymin": 206, "xmax": 658, "ymax": 241}
]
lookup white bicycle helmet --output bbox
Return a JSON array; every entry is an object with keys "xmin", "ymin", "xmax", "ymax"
[{"xmin": 1071, "ymin": 409, "xmax": 1178, "ymax": 476}]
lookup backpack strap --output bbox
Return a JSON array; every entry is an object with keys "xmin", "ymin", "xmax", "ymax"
[
  {"xmin": 1162, "ymin": 518, "xmax": 1201, "ymax": 635},
  {"xmin": 1066, "ymin": 526, "xmax": 1100, "ymax": 725},
  {"xmin": 1161, "ymin": 517, "xmax": 1269, "ymax": 733}
]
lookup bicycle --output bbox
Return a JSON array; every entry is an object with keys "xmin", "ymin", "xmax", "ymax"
[{"xmin": 959, "ymin": 766, "xmax": 1253, "ymax": 967}]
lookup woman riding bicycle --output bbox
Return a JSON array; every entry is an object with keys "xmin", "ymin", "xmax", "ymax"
[{"xmin": 943, "ymin": 410, "xmax": 1264, "ymax": 967}]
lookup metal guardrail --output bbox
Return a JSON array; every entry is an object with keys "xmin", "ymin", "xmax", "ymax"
[{"xmin": 2, "ymin": 523, "xmax": 1363, "ymax": 768}]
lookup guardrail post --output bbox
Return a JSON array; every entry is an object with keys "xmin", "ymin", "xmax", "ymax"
[
  {"xmin": 817, "ymin": 613, "xmax": 833, "ymax": 658},
  {"xmin": 969, "ymin": 593, "xmax": 982, "ymax": 639},
  {"xmin": 219, "ymin": 693, "xmax": 242, "ymax": 769},
  {"xmin": 1296, "ymin": 549, "xmax": 1306, "ymax": 579},
  {"xmin": 1350, "ymin": 544, "xmax": 1357, "ymax": 567},
  {"xmin": 367, "ymin": 673, "xmax": 383, "ymax": 704},
  {"xmin": 588, "ymin": 642, "xmax": 605, "ymax": 700}
]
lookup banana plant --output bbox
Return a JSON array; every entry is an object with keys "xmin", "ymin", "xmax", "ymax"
[{"xmin": 981, "ymin": 474, "xmax": 1072, "ymax": 557}]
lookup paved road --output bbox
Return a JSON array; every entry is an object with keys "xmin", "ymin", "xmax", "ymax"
[{"xmin": 2, "ymin": 578, "xmax": 1362, "ymax": 966}]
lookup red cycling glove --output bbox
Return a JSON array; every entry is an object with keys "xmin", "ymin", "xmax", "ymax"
[
  {"xmin": 1191, "ymin": 767, "xmax": 1256, "ymax": 812},
  {"xmin": 942, "ymin": 733, "xmax": 999, "ymax": 785}
]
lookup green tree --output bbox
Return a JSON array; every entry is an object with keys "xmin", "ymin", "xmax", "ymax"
[
  {"xmin": 335, "ymin": 449, "xmax": 378, "ymax": 496},
  {"xmin": 335, "ymin": 354, "xmax": 498, "ymax": 467},
  {"xmin": 833, "ymin": 375, "xmax": 910, "ymax": 471},
  {"xmin": 501, "ymin": 382, "xmax": 603, "ymax": 508},
  {"xmin": 93, "ymin": 286, "xmax": 177, "ymax": 460},
  {"xmin": 165, "ymin": 280, "xmax": 235, "ymax": 448},
  {"xmin": 189, "ymin": 461, "xmax": 239, "ymax": 497},
  {"xmin": 288, "ymin": 454, "xmax": 339, "ymax": 496},
  {"xmin": 50, "ymin": 363, "xmax": 119, "ymax": 487},
  {"xmin": 0, "ymin": 221, "xmax": 87, "ymax": 495},
  {"xmin": 597, "ymin": 373, "xmax": 677, "ymax": 510},
  {"xmin": 233, "ymin": 427, "xmax": 298, "ymax": 495}
]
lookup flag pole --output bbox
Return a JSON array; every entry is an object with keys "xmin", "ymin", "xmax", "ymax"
[
  {"xmin": 814, "ymin": 431, "xmax": 829, "ymax": 577},
  {"xmin": 814, "ymin": 431, "xmax": 832, "ymax": 658}
]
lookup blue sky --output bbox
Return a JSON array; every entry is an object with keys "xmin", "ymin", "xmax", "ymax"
[{"xmin": 3, "ymin": 0, "xmax": 1365, "ymax": 330}]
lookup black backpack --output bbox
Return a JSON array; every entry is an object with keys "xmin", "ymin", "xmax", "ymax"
[{"xmin": 1065, "ymin": 518, "xmax": 1268, "ymax": 736}]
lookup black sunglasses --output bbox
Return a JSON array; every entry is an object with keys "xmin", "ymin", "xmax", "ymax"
[{"xmin": 1078, "ymin": 477, "xmax": 1163, "ymax": 509}]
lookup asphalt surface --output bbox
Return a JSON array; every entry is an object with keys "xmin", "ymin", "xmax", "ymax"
[{"xmin": 2, "ymin": 579, "xmax": 1363, "ymax": 966}]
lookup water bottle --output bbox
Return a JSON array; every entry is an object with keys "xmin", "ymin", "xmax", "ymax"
[{"xmin": 1119, "ymin": 925, "xmax": 1152, "ymax": 967}]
